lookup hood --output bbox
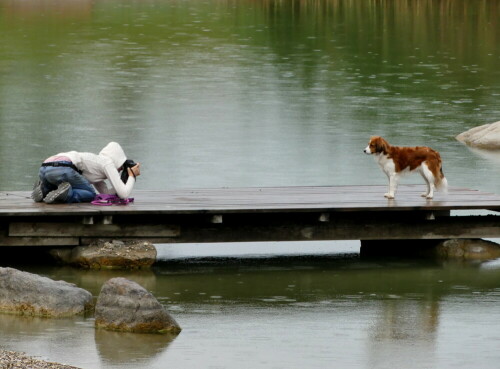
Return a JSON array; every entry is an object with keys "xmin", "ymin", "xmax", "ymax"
[{"xmin": 99, "ymin": 142, "xmax": 127, "ymax": 169}]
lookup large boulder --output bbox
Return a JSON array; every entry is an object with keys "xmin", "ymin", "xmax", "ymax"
[
  {"xmin": 49, "ymin": 240, "xmax": 157, "ymax": 269},
  {"xmin": 0, "ymin": 267, "xmax": 93, "ymax": 317},
  {"xmin": 95, "ymin": 277, "xmax": 181, "ymax": 334},
  {"xmin": 456, "ymin": 121, "xmax": 500, "ymax": 149},
  {"xmin": 434, "ymin": 239, "xmax": 500, "ymax": 260}
]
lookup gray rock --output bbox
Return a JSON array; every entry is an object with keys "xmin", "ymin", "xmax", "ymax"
[
  {"xmin": 0, "ymin": 267, "xmax": 93, "ymax": 317},
  {"xmin": 434, "ymin": 239, "xmax": 500, "ymax": 260},
  {"xmin": 456, "ymin": 121, "xmax": 500, "ymax": 149},
  {"xmin": 95, "ymin": 277, "xmax": 181, "ymax": 334},
  {"xmin": 50, "ymin": 240, "xmax": 157, "ymax": 269}
]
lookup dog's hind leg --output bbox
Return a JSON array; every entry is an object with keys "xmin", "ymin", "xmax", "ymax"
[
  {"xmin": 419, "ymin": 171, "xmax": 431, "ymax": 198},
  {"xmin": 420, "ymin": 163, "xmax": 435, "ymax": 199}
]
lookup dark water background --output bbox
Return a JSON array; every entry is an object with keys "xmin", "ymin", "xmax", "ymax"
[{"xmin": 0, "ymin": 0, "xmax": 499, "ymax": 368}]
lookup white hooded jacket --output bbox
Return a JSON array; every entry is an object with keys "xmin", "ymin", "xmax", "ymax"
[{"xmin": 57, "ymin": 142, "xmax": 135, "ymax": 198}]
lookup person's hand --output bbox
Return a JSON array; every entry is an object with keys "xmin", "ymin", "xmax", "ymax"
[{"xmin": 128, "ymin": 163, "xmax": 141, "ymax": 178}]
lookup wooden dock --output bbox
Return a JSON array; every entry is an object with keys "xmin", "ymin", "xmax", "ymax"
[{"xmin": 1, "ymin": 185, "xmax": 500, "ymax": 247}]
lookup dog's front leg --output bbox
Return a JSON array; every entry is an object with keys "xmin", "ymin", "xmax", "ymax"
[{"xmin": 384, "ymin": 174, "xmax": 398, "ymax": 199}]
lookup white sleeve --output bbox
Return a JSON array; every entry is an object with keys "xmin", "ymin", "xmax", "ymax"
[
  {"xmin": 94, "ymin": 181, "xmax": 112, "ymax": 194},
  {"xmin": 103, "ymin": 164, "xmax": 135, "ymax": 198}
]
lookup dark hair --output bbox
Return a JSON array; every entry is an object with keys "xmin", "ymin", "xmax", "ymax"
[{"xmin": 121, "ymin": 159, "xmax": 137, "ymax": 183}]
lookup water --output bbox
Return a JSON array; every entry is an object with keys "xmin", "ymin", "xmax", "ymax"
[
  {"xmin": 0, "ymin": 0, "xmax": 500, "ymax": 368},
  {"xmin": 3, "ymin": 260, "xmax": 500, "ymax": 369}
]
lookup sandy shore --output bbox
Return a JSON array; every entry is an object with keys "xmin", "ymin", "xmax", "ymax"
[{"xmin": 0, "ymin": 350, "xmax": 82, "ymax": 369}]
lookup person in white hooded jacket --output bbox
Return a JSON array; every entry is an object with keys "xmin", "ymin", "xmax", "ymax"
[{"xmin": 31, "ymin": 142, "xmax": 141, "ymax": 204}]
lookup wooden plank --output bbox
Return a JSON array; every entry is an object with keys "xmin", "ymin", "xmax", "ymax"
[
  {"xmin": 0, "ymin": 234, "xmax": 78, "ymax": 247},
  {"xmin": 80, "ymin": 237, "xmax": 178, "ymax": 245},
  {"xmin": 9, "ymin": 223, "xmax": 180, "ymax": 238},
  {"xmin": 2, "ymin": 185, "xmax": 500, "ymax": 215}
]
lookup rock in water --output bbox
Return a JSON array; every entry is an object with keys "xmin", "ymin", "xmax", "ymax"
[
  {"xmin": 435, "ymin": 239, "xmax": 500, "ymax": 260},
  {"xmin": 49, "ymin": 240, "xmax": 157, "ymax": 269},
  {"xmin": 0, "ymin": 267, "xmax": 93, "ymax": 317},
  {"xmin": 95, "ymin": 277, "xmax": 181, "ymax": 334},
  {"xmin": 456, "ymin": 121, "xmax": 500, "ymax": 149}
]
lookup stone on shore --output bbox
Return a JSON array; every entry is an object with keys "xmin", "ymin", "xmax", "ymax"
[
  {"xmin": 49, "ymin": 240, "xmax": 157, "ymax": 269},
  {"xmin": 456, "ymin": 121, "xmax": 500, "ymax": 149},
  {"xmin": 434, "ymin": 239, "xmax": 500, "ymax": 260},
  {"xmin": 0, "ymin": 267, "xmax": 93, "ymax": 317},
  {"xmin": 95, "ymin": 277, "xmax": 181, "ymax": 334},
  {"xmin": 0, "ymin": 350, "xmax": 82, "ymax": 369}
]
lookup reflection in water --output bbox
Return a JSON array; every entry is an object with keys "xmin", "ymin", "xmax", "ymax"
[
  {"xmin": 368, "ymin": 299, "xmax": 439, "ymax": 367},
  {"xmin": 1, "ymin": 0, "xmax": 92, "ymax": 20},
  {"xmin": 95, "ymin": 330, "xmax": 176, "ymax": 365},
  {"xmin": 0, "ymin": 313, "xmax": 96, "ymax": 366},
  {"xmin": 0, "ymin": 313, "xmax": 81, "ymax": 337},
  {"xmin": 152, "ymin": 258, "xmax": 500, "ymax": 302},
  {"xmin": 25, "ymin": 266, "xmax": 158, "ymax": 296},
  {"xmin": 381, "ymin": 299, "xmax": 440, "ymax": 341},
  {"xmin": 462, "ymin": 146, "xmax": 500, "ymax": 167},
  {"xmin": 480, "ymin": 258, "xmax": 500, "ymax": 270}
]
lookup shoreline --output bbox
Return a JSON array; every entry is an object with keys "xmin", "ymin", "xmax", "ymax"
[{"xmin": 0, "ymin": 350, "xmax": 82, "ymax": 369}]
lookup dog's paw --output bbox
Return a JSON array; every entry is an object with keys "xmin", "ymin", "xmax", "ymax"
[
  {"xmin": 421, "ymin": 193, "xmax": 429, "ymax": 198},
  {"xmin": 425, "ymin": 194, "xmax": 434, "ymax": 199},
  {"xmin": 384, "ymin": 193, "xmax": 395, "ymax": 199}
]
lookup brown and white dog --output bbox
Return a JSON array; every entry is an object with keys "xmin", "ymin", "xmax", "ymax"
[{"xmin": 364, "ymin": 136, "xmax": 448, "ymax": 199}]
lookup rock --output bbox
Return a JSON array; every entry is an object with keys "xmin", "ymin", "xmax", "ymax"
[
  {"xmin": 95, "ymin": 277, "xmax": 181, "ymax": 334},
  {"xmin": 434, "ymin": 239, "xmax": 500, "ymax": 260},
  {"xmin": 0, "ymin": 267, "xmax": 93, "ymax": 317},
  {"xmin": 456, "ymin": 121, "xmax": 500, "ymax": 149},
  {"xmin": 49, "ymin": 240, "xmax": 157, "ymax": 269}
]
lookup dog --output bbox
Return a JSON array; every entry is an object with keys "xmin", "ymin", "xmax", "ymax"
[{"xmin": 364, "ymin": 136, "xmax": 448, "ymax": 199}]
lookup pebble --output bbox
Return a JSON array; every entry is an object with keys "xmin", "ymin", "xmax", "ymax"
[{"xmin": 0, "ymin": 350, "xmax": 81, "ymax": 369}]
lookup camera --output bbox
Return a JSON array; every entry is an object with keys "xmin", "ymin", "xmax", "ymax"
[{"xmin": 120, "ymin": 159, "xmax": 137, "ymax": 183}]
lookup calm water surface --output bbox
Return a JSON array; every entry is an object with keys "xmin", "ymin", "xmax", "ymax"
[
  {"xmin": 0, "ymin": 0, "xmax": 500, "ymax": 368},
  {"xmin": 3, "ymin": 259, "xmax": 500, "ymax": 369}
]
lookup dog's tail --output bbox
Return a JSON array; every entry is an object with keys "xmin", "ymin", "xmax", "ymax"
[{"xmin": 435, "ymin": 166, "xmax": 448, "ymax": 194}]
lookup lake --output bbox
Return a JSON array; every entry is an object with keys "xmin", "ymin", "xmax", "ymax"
[{"xmin": 0, "ymin": 0, "xmax": 499, "ymax": 368}]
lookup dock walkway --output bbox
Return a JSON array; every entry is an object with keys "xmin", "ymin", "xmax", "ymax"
[{"xmin": 1, "ymin": 185, "xmax": 500, "ymax": 247}]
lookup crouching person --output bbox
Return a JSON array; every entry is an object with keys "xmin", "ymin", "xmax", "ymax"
[{"xmin": 31, "ymin": 142, "xmax": 141, "ymax": 204}]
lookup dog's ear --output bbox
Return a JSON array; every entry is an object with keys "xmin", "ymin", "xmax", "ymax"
[{"xmin": 374, "ymin": 137, "xmax": 389, "ymax": 154}]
